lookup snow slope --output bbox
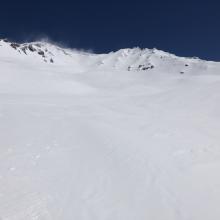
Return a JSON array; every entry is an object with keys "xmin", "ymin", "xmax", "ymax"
[{"xmin": 1, "ymin": 39, "xmax": 220, "ymax": 220}]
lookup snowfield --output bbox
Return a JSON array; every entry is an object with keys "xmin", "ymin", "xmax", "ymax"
[{"xmin": 0, "ymin": 39, "xmax": 220, "ymax": 220}]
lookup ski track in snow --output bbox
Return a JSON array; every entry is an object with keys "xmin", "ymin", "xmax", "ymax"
[{"xmin": 0, "ymin": 40, "xmax": 220, "ymax": 220}]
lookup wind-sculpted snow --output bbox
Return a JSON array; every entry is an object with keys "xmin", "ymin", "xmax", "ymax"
[{"xmin": 0, "ymin": 39, "xmax": 220, "ymax": 220}]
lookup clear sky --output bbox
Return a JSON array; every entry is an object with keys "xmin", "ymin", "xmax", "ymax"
[{"xmin": 0, "ymin": 0, "xmax": 219, "ymax": 60}]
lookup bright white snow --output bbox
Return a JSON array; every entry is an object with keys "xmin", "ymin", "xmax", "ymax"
[{"xmin": 0, "ymin": 39, "xmax": 220, "ymax": 220}]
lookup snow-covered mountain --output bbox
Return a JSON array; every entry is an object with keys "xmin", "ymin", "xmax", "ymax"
[
  {"xmin": 1, "ymin": 38, "xmax": 219, "ymax": 73},
  {"xmin": 1, "ymin": 39, "xmax": 220, "ymax": 220}
]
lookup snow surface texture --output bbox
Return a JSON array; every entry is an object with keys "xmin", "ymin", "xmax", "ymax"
[{"xmin": 0, "ymin": 39, "xmax": 220, "ymax": 220}]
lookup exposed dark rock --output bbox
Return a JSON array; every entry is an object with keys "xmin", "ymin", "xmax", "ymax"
[
  {"xmin": 28, "ymin": 45, "xmax": 36, "ymax": 52},
  {"xmin": 138, "ymin": 65, "xmax": 144, "ymax": 68},
  {"xmin": 38, "ymin": 50, "xmax": 45, "ymax": 56},
  {"xmin": 62, "ymin": 49, "xmax": 70, "ymax": 56},
  {"xmin": 180, "ymin": 71, "xmax": 184, "ymax": 74},
  {"xmin": 138, "ymin": 63, "xmax": 154, "ymax": 71},
  {"xmin": 50, "ymin": 58, "xmax": 54, "ymax": 63},
  {"xmin": 21, "ymin": 47, "xmax": 27, "ymax": 55},
  {"xmin": 10, "ymin": 43, "xmax": 20, "ymax": 50}
]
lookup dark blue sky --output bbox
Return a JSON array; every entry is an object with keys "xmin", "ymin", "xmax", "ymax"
[{"xmin": 0, "ymin": 0, "xmax": 219, "ymax": 60}]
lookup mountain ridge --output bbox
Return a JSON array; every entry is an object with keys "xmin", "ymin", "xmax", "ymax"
[
  {"xmin": 0, "ymin": 38, "xmax": 202, "ymax": 60},
  {"xmin": 1, "ymin": 38, "xmax": 219, "ymax": 75}
]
